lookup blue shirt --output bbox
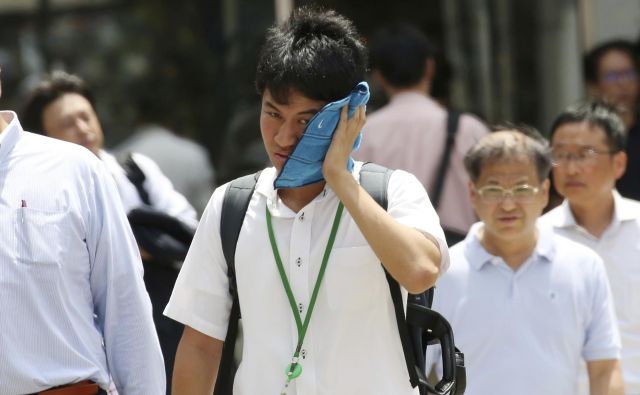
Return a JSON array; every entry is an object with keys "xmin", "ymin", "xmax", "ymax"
[{"xmin": 0, "ymin": 112, "xmax": 165, "ymax": 394}]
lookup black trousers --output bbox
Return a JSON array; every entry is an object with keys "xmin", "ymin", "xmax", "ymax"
[{"xmin": 143, "ymin": 260, "xmax": 184, "ymax": 395}]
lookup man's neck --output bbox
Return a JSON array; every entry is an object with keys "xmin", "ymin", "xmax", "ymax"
[
  {"xmin": 479, "ymin": 227, "xmax": 538, "ymax": 271},
  {"xmin": 0, "ymin": 113, "xmax": 8, "ymax": 133},
  {"xmin": 568, "ymin": 192, "xmax": 615, "ymax": 238},
  {"xmin": 278, "ymin": 181, "xmax": 326, "ymax": 213},
  {"xmin": 384, "ymin": 80, "xmax": 430, "ymax": 100}
]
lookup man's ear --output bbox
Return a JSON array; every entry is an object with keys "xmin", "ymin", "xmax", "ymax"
[
  {"xmin": 612, "ymin": 150, "xmax": 627, "ymax": 181},
  {"xmin": 586, "ymin": 81, "xmax": 602, "ymax": 99},
  {"xmin": 541, "ymin": 178, "xmax": 551, "ymax": 207},
  {"xmin": 425, "ymin": 58, "xmax": 436, "ymax": 83},
  {"xmin": 372, "ymin": 69, "xmax": 391, "ymax": 95}
]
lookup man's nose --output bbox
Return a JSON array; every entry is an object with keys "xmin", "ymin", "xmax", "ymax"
[{"xmin": 274, "ymin": 121, "xmax": 301, "ymax": 148}]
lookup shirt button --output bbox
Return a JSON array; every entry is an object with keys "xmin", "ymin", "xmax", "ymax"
[
  {"xmin": 296, "ymin": 257, "xmax": 302, "ymax": 267},
  {"xmin": 299, "ymin": 212, "xmax": 305, "ymax": 221},
  {"xmin": 301, "ymin": 349, "xmax": 307, "ymax": 359},
  {"xmin": 298, "ymin": 302, "xmax": 304, "ymax": 314}
]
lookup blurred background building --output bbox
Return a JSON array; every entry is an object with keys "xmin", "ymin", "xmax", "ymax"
[{"xmin": 0, "ymin": 0, "xmax": 638, "ymax": 184}]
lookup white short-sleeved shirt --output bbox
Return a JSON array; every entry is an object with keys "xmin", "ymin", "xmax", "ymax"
[
  {"xmin": 100, "ymin": 150, "xmax": 198, "ymax": 228},
  {"xmin": 165, "ymin": 162, "xmax": 448, "ymax": 395},
  {"xmin": 540, "ymin": 192, "xmax": 640, "ymax": 394},
  {"xmin": 426, "ymin": 222, "xmax": 620, "ymax": 395}
]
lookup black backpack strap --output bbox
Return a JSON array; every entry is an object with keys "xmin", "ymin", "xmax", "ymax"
[
  {"xmin": 214, "ymin": 171, "xmax": 261, "ymax": 395},
  {"xmin": 119, "ymin": 153, "xmax": 151, "ymax": 205},
  {"xmin": 359, "ymin": 163, "xmax": 421, "ymax": 390},
  {"xmin": 431, "ymin": 111, "xmax": 460, "ymax": 210}
]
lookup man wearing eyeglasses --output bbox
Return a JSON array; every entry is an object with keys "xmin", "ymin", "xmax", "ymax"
[
  {"xmin": 584, "ymin": 39, "xmax": 640, "ymax": 200},
  {"xmin": 541, "ymin": 101, "xmax": 640, "ymax": 395},
  {"xmin": 426, "ymin": 127, "xmax": 622, "ymax": 395}
]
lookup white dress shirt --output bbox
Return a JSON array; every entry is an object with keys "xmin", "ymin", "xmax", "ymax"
[
  {"xmin": 0, "ymin": 112, "xmax": 165, "ymax": 394},
  {"xmin": 426, "ymin": 222, "xmax": 621, "ymax": 395},
  {"xmin": 541, "ymin": 192, "xmax": 640, "ymax": 394},
  {"xmin": 100, "ymin": 150, "xmax": 198, "ymax": 228},
  {"xmin": 165, "ymin": 162, "xmax": 449, "ymax": 395}
]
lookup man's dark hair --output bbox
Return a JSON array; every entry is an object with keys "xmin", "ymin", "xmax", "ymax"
[
  {"xmin": 464, "ymin": 125, "xmax": 552, "ymax": 183},
  {"xmin": 550, "ymin": 101, "xmax": 627, "ymax": 152},
  {"xmin": 21, "ymin": 70, "xmax": 95, "ymax": 134},
  {"xmin": 369, "ymin": 23, "xmax": 435, "ymax": 88},
  {"xmin": 255, "ymin": 6, "xmax": 367, "ymax": 104},
  {"xmin": 583, "ymin": 39, "xmax": 640, "ymax": 84}
]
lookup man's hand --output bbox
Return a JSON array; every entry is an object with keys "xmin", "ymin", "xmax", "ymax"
[{"xmin": 322, "ymin": 105, "xmax": 366, "ymax": 187}]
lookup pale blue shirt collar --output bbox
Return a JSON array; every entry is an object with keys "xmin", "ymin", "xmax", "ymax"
[
  {"xmin": 463, "ymin": 222, "xmax": 556, "ymax": 271},
  {"xmin": 549, "ymin": 191, "xmax": 636, "ymax": 231},
  {"xmin": 0, "ymin": 111, "xmax": 23, "ymax": 162}
]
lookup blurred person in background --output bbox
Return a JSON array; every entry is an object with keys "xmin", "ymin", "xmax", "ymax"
[
  {"xmin": 541, "ymin": 101, "xmax": 639, "ymax": 395},
  {"xmin": 427, "ymin": 128, "xmax": 622, "ymax": 395},
  {"xmin": 0, "ymin": 67, "xmax": 164, "ymax": 394},
  {"xmin": 354, "ymin": 22, "xmax": 489, "ymax": 245},
  {"xmin": 21, "ymin": 71, "xmax": 196, "ymax": 394},
  {"xmin": 584, "ymin": 39, "xmax": 640, "ymax": 200}
]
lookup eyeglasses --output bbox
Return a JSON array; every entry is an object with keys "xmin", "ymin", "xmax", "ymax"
[
  {"xmin": 551, "ymin": 148, "xmax": 615, "ymax": 168},
  {"xmin": 602, "ymin": 69, "xmax": 638, "ymax": 84},
  {"xmin": 474, "ymin": 184, "xmax": 540, "ymax": 204}
]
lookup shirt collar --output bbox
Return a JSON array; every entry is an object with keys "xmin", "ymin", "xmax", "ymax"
[
  {"xmin": 254, "ymin": 162, "xmax": 362, "ymax": 215},
  {"xmin": 464, "ymin": 222, "xmax": 556, "ymax": 271},
  {"xmin": 389, "ymin": 91, "xmax": 440, "ymax": 108},
  {"xmin": 0, "ymin": 111, "xmax": 23, "ymax": 162},
  {"xmin": 549, "ymin": 190, "xmax": 635, "ymax": 230}
]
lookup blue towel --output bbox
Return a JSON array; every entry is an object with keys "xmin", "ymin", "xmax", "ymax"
[{"xmin": 274, "ymin": 81, "xmax": 370, "ymax": 189}]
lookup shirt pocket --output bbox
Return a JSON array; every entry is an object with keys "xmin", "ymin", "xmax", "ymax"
[
  {"xmin": 14, "ymin": 207, "xmax": 69, "ymax": 266},
  {"xmin": 325, "ymin": 246, "xmax": 384, "ymax": 311}
]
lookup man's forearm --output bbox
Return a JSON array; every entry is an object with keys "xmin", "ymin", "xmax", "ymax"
[
  {"xmin": 172, "ymin": 327, "xmax": 223, "ymax": 395},
  {"xmin": 588, "ymin": 359, "xmax": 623, "ymax": 395}
]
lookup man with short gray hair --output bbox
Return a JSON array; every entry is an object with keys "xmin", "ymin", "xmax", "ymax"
[{"xmin": 427, "ymin": 127, "xmax": 622, "ymax": 395}]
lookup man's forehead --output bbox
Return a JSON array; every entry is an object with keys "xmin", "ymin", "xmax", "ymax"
[{"xmin": 552, "ymin": 122, "xmax": 608, "ymax": 146}]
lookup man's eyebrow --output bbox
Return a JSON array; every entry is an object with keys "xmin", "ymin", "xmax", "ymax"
[{"xmin": 263, "ymin": 100, "xmax": 322, "ymax": 115}]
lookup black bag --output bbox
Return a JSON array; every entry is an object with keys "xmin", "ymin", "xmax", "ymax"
[
  {"xmin": 119, "ymin": 153, "xmax": 196, "ymax": 265},
  {"xmin": 215, "ymin": 163, "xmax": 465, "ymax": 395}
]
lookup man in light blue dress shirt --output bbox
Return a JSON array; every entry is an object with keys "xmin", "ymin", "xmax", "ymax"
[{"xmin": 0, "ymin": 74, "xmax": 164, "ymax": 393}]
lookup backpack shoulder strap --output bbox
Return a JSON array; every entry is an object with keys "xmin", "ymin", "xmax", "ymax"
[
  {"xmin": 431, "ymin": 110, "xmax": 461, "ymax": 210},
  {"xmin": 359, "ymin": 163, "xmax": 421, "ymax": 390},
  {"xmin": 119, "ymin": 153, "xmax": 151, "ymax": 205},
  {"xmin": 220, "ymin": 171, "xmax": 262, "ymax": 281},
  {"xmin": 214, "ymin": 170, "xmax": 261, "ymax": 395}
]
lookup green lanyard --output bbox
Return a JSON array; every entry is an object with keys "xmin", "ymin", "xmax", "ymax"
[{"xmin": 265, "ymin": 202, "xmax": 344, "ymax": 391}]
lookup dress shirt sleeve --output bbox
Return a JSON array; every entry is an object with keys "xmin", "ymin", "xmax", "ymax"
[
  {"xmin": 132, "ymin": 153, "xmax": 199, "ymax": 227},
  {"xmin": 387, "ymin": 169, "xmax": 450, "ymax": 273},
  {"xmin": 582, "ymin": 254, "xmax": 622, "ymax": 361},
  {"xmin": 163, "ymin": 184, "xmax": 233, "ymax": 341},
  {"xmin": 86, "ymin": 159, "xmax": 166, "ymax": 395}
]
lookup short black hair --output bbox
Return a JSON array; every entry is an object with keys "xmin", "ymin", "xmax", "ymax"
[
  {"xmin": 464, "ymin": 126, "xmax": 552, "ymax": 184},
  {"xmin": 255, "ymin": 6, "xmax": 367, "ymax": 104},
  {"xmin": 583, "ymin": 39, "xmax": 639, "ymax": 84},
  {"xmin": 369, "ymin": 23, "xmax": 435, "ymax": 88},
  {"xmin": 549, "ymin": 101, "xmax": 626, "ymax": 152},
  {"xmin": 21, "ymin": 71, "xmax": 95, "ymax": 134}
]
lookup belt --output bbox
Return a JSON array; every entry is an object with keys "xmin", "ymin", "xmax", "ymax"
[{"xmin": 33, "ymin": 380, "xmax": 105, "ymax": 395}]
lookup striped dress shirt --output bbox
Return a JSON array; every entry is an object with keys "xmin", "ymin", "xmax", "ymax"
[{"xmin": 0, "ymin": 112, "xmax": 165, "ymax": 394}]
